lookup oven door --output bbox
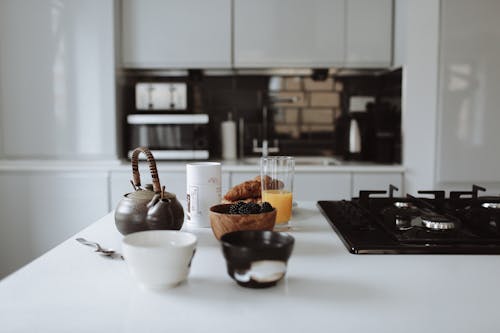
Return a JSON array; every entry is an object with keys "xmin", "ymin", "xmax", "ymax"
[{"xmin": 127, "ymin": 114, "xmax": 209, "ymax": 160}]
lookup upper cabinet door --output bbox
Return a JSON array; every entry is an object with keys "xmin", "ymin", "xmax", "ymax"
[
  {"xmin": 0, "ymin": 0, "xmax": 117, "ymax": 159},
  {"xmin": 234, "ymin": 0, "xmax": 345, "ymax": 68},
  {"xmin": 122, "ymin": 0, "xmax": 231, "ymax": 68},
  {"xmin": 345, "ymin": 0, "xmax": 393, "ymax": 67},
  {"xmin": 436, "ymin": 0, "xmax": 500, "ymax": 183}
]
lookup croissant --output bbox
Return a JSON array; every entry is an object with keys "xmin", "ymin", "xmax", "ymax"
[
  {"xmin": 222, "ymin": 197, "xmax": 262, "ymax": 204},
  {"xmin": 255, "ymin": 175, "xmax": 284, "ymax": 190},
  {"xmin": 223, "ymin": 178, "xmax": 261, "ymax": 201},
  {"xmin": 223, "ymin": 175, "xmax": 284, "ymax": 202}
]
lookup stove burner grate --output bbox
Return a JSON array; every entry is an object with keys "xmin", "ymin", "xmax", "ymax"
[
  {"xmin": 420, "ymin": 214, "xmax": 458, "ymax": 230},
  {"xmin": 319, "ymin": 184, "xmax": 500, "ymax": 254},
  {"xmin": 482, "ymin": 202, "xmax": 500, "ymax": 209},
  {"xmin": 395, "ymin": 218, "xmax": 412, "ymax": 230},
  {"xmin": 394, "ymin": 201, "xmax": 415, "ymax": 209},
  {"xmin": 383, "ymin": 201, "xmax": 420, "ymax": 219}
]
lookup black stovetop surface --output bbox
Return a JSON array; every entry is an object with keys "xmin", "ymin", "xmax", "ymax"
[{"xmin": 317, "ymin": 185, "xmax": 500, "ymax": 254}]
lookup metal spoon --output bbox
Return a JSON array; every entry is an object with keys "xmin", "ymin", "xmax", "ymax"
[{"xmin": 76, "ymin": 238, "xmax": 124, "ymax": 260}]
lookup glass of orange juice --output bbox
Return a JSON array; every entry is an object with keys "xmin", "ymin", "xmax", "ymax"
[{"xmin": 260, "ymin": 156, "xmax": 295, "ymax": 229}]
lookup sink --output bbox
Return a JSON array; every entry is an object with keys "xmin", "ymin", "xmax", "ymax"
[{"xmin": 240, "ymin": 156, "xmax": 341, "ymax": 166}]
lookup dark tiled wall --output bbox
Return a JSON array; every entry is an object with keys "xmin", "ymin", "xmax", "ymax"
[
  {"xmin": 198, "ymin": 75, "xmax": 344, "ymax": 158},
  {"xmin": 120, "ymin": 70, "xmax": 401, "ymax": 163}
]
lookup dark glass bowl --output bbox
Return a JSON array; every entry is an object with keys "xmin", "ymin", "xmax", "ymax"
[{"xmin": 220, "ymin": 230, "xmax": 295, "ymax": 288}]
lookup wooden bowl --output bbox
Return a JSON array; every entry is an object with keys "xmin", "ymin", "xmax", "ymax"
[{"xmin": 209, "ymin": 204, "xmax": 277, "ymax": 240}]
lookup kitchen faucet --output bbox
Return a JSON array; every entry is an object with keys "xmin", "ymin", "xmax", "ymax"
[{"xmin": 252, "ymin": 94, "xmax": 298, "ymax": 157}]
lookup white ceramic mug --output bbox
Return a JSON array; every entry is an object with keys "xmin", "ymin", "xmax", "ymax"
[
  {"xmin": 186, "ymin": 162, "xmax": 221, "ymax": 227},
  {"xmin": 122, "ymin": 230, "xmax": 197, "ymax": 290}
]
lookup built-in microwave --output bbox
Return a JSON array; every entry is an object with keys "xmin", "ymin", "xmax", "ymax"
[
  {"xmin": 125, "ymin": 81, "xmax": 209, "ymax": 160},
  {"xmin": 126, "ymin": 114, "xmax": 210, "ymax": 160}
]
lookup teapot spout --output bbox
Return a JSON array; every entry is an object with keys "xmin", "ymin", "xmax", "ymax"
[
  {"xmin": 147, "ymin": 193, "xmax": 161, "ymax": 208},
  {"xmin": 145, "ymin": 192, "xmax": 184, "ymax": 231}
]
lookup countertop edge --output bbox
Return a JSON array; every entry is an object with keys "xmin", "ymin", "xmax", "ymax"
[{"xmin": 0, "ymin": 159, "xmax": 405, "ymax": 173}]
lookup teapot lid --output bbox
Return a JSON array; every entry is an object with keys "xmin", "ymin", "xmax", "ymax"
[{"xmin": 126, "ymin": 188, "xmax": 156, "ymax": 200}]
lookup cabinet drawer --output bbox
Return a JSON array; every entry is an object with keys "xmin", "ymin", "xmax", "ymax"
[
  {"xmin": 111, "ymin": 170, "xmax": 230, "ymax": 208},
  {"xmin": 352, "ymin": 172, "xmax": 403, "ymax": 197},
  {"xmin": 295, "ymin": 172, "xmax": 352, "ymax": 201},
  {"xmin": 110, "ymin": 170, "xmax": 187, "ymax": 208}
]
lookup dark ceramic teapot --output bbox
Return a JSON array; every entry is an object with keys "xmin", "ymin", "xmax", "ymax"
[
  {"xmin": 146, "ymin": 188, "xmax": 184, "ymax": 231},
  {"xmin": 114, "ymin": 147, "xmax": 184, "ymax": 235}
]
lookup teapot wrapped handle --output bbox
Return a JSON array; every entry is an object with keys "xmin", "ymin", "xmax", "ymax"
[{"xmin": 131, "ymin": 147, "xmax": 161, "ymax": 193}]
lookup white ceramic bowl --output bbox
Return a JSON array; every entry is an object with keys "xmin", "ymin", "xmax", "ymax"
[{"xmin": 122, "ymin": 230, "xmax": 197, "ymax": 290}]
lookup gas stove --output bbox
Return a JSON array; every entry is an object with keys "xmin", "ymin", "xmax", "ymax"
[{"xmin": 317, "ymin": 185, "xmax": 500, "ymax": 254}]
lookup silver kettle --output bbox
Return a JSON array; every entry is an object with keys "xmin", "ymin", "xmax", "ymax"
[{"xmin": 348, "ymin": 118, "xmax": 362, "ymax": 154}]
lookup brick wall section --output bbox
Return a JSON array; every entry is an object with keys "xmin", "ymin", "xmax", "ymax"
[{"xmin": 270, "ymin": 76, "xmax": 341, "ymax": 139}]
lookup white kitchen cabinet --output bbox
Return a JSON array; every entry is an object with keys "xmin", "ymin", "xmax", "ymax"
[
  {"xmin": 231, "ymin": 170, "xmax": 403, "ymax": 200},
  {"xmin": 110, "ymin": 170, "xmax": 187, "ymax": 209},
  {"xmin": 110, "ymin": 171, "xmax": 138, "ymax": 209},
  {"xmin": 234, "ymin": 0, "xmax": 345, "ymax": 68},
  {"xmin": 352, "ymin": 172, "xmax": 403, "ymax": 197},
  {"xmin": 436, "ymin": 0, "xmax": 500, "ymax": 185},
  {"xmin": 120, "ymin": 0, "xmax": 393, "ymax": 69},
  {"xmin": 0, "ymin": 0, "xmax": 116, "ymax": 159},
  {"xmin": 121, "ymin": 0, "xmax": 231, "ymax": 68},
  {"xmin": 230, "ymin": 172, "xmax": 260, "ymax": 188},
  {"xmin": 0, "ymin": 171, "xmax": 109, "ymax": 279},
  {"xmin": 110, "ymin": 169, "xmax": 230, "ymax": 209},
  {"xmin": 230, "ymin": 171, "xmax": 352, "ymax": 201},
  {"xmin": 220, "ymin": 172, "xmax": 232, "ymax": 198},
  {"xmin": 295, "ymin": 172, "xmax": 351, "ymax": 201},
  {"xmin": 345, "ymin": 0, "xmax": 393, "ymax": 67}
]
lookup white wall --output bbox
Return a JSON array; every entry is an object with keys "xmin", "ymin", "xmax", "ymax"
[{"xmin": 396, "ymin": 0, "xmax": 440, "ymax": 194}]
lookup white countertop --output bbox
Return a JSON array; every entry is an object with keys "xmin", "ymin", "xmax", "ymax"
[
  {"xmin": 1, "ymin": 202, "xmax": 494, "ymax": 333},
  {"xmin": 0, "ymin": 158, "xmax": 404, "ymax": 173}
]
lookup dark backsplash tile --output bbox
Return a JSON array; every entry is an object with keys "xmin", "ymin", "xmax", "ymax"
[{"xmin": 120, "ymin": 69, "xmax": 402, "ymax": 163}]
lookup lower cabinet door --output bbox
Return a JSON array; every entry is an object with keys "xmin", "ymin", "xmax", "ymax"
[
  {"xmin": 0, "ymin": 171, "xmax": 109, "ymax": 278},
  {"xmin": 294, "ymin": 172, "xmax": 352, "ymax": 201},
  {"xmin": 110, "ymin": 170, "xmax": 187, "ymax": 209},
  {"xmin": 230, "ymin": 172, "xmax": 260, "ymax": 188},
  {"xmin": 110, "ymin": 170, "xmax": 231, "ymax": 209},
  {"xmin": 228, "ymin": 171, "xmax": 402, "ymax": 201},
  {"xmin": 352, "ymin": 172, "xmax": 404, "ymax": 196},
  {"xmin": 231, "ymin": 171, "xmax": 352, "ymax": 201}
]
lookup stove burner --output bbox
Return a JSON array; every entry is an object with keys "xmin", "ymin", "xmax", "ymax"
[
  {"xmin": 319, "ymin": 184, "xmax": 500, "ymax": 254},
  {"xmin": 381, "ymin": 202, "xmax": 421, "ymax": 231},
  {"xmin": 395, "ymin": 218, "xmax": 412, "ymax": 230},
  {"xmin": 387, "ymin": 201, "xmax": 420, "ymax": 219},
  {"xmin": 394, "ymin": 201, "xmax": 416, "ymax": 209},
  {"xmin": 482, "ymin": 202, "xmax": 500, "ymax": 209},
  {"xmin": 421, "ymin": 214, "xmax": 457, "ymax": 230}
]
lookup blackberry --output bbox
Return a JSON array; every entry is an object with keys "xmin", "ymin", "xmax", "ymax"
[
  {"xmin": 246, "ymin": 202, "xmax": 262, "ymax": 214},
  {"xmin": 228, "ymin": 205, "xmax": 238, "ymax": 214},
  {"xmin": 229, "ymin": 201, "xmax": 246, "ymax": 214},
  {"xmin": 261, "ymin": 202, "xmax": 273, "ymax": 213},
  {"xmin": 237, "ymin": 203, "xmax": 251, "ymax": 214},
  {"xmin": 236, "ymin": 202, "xmax": 260, "ymax": 214}
]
